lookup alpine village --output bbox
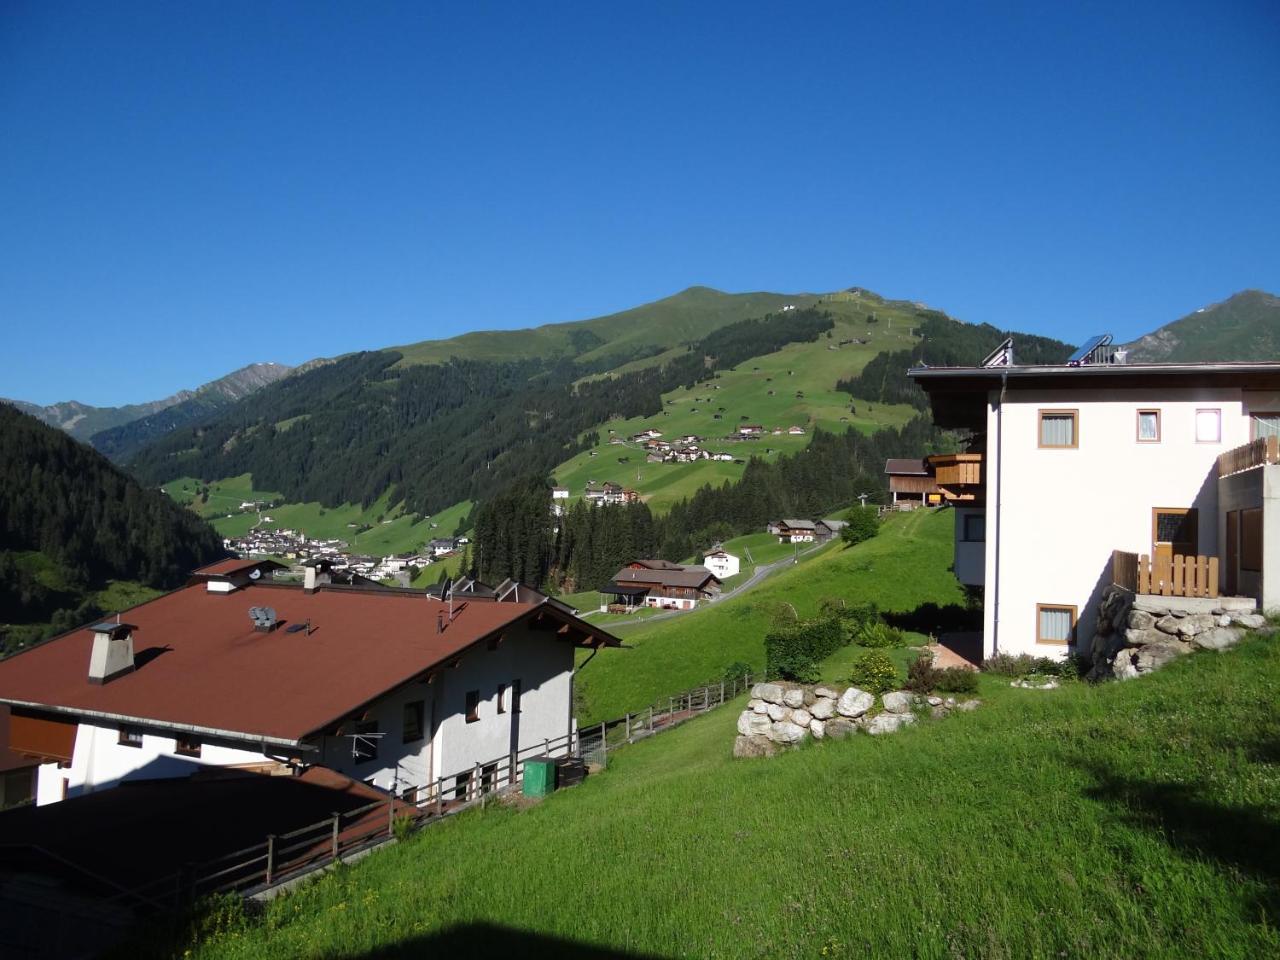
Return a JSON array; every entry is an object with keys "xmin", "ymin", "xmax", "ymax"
[{"xmin": 2, "ymin": 6, "xmax": 1278, "ymax": 960}]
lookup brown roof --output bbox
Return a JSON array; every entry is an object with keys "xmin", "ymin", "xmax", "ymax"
[
  {"xmin": 884, "ymin": 458, "xmax": 929, "ymax": 476},
  {"xmin": 0, "ymin": 583, "xmax": 618, "ymax": 746},
  {"xmin": 191, "ymin": 557, "xmax": 281, "ymax": 578},
  {"xmin": 611, "ymin": 565, "xmax": 719, "ymax": 589}
]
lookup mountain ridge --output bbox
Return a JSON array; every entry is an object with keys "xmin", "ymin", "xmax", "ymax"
[{"xmin": 1121, "ymin": 289, "xmax": 1280, "ymax": 363}]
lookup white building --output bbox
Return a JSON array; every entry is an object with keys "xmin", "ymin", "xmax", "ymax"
[
  {"xmin": 0, "ymin": 559, "xmax": 619, "ymax": 806},
  {"xmin": 911, "ymin": 348, "xmax": 1280, "ymax": 660},
  {"xmin": 702, "ymin": 548, "xmax": 740, "ymax": 580}
]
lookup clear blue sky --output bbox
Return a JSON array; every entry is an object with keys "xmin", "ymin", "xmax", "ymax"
[{"xmin": 2, "ymin": 1, "xmax": 1278, "ymax": 406}]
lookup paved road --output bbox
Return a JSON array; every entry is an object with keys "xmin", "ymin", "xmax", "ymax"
[{"xmin": 582, "ymin": 540, "xmax": 831, "ymax": 629}]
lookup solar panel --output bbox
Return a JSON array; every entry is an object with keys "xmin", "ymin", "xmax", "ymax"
[
  {"xmin": 286, "ymin": 623, "xmax": 307, "ymax": 634},
  {"xmin": 1066, "ymin": 334, "xmax": 1112, "ymax": 366}
]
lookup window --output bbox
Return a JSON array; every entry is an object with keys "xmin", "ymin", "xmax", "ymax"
[
  {"xmin": 497, "ymin": 683, "xmax": 507, "ymax": 714},
  {"xmin": 961, "ymin": 513, "xmax": 985, "ymax": 542},
  {"xmin": 1036, "ymin": 604, "xmax": 1076, "ymax": 645},
  {"xmin": 1252, "ymin": 413, "xmax": 1280, "ymax": 440},
  {"xmin": 465, "ymin": 690, "xmax": 480, "ymax": 724},
  {"xmin": 1038, "ymin": 409, "xmax": 1078, "ymax": 448},
  {"xmin": 402, "ymin": 700, "xmax": 425, "ymax": 743},
  {"xmin": 1136, "ymin": 410, "xmax": 1161, "ymax": 442},
  {"xmin": 454, "ymin": 769, "xmax": 472, "ymax": 801},
  {"xmin": 353, "ymin": 720, "xmax": 379, "ymax": 763},
  {"xmin": 118, "ymin": 726, "xmax": 142, "ymax": 748},
  {"xmin": 1195, "ymin": 408, "xmax": 1221, "ymax": 443},
  {"xmin": 174, "ymin": 734, "xmax": 201, "ymax": 757},
  {"xmin": 511, "ymin": 679, "xmax": 522, "ymax": 714},
  {"xmin": 1242, "ymin": 507, "xmax": 1263, "ymax": 572}
]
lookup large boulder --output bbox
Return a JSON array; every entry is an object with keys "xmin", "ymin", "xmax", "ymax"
[
  {"xmin": 1124, "ymin": 628, "xmax": 1163, "ymax": 646},
  {"xmin": 881, "ymin": 691, "xmax": 914, "ymax": 714},
  {"xmin": 814, "ymin": 686, "xmax": 840, "ymax": 700},
  {"xmin": 733, "ymin": 735, "xmax": 779, "ymax": 759},
  {"xmin": 809, "ymin": 718, "xmax": 826, "ymax": 739},
  {"xmin": 1154, "ymin": 614, "xmax": 1184, "ymax": 635},
  {"xmin": 766, "ymin": 702, "xmax": 789, "ymax": 722},
  {"xmin": 1126, "ymin": 609, "xmax": 1155, "ymax": 631},
  {"xmin": 1113, "ymin": 650, "xmax": 1140, "ymax": 681},
  {"xmin": 836, "ymin": 687, "xmax": 874, "ymax": 718},
  {"xmin": 791, "ymin": 708, "xmax": 813, "ymax": 727},
  {"xmin": 747, "ymin": 712, "xmax": 773, "ymax": 737},
  {"xmin": 752, "ymin": 701, "xmax": 770, "ymax": 715},
  {"xmin": 824, "ymin": 718, "xmax": 859, "ymax": 739},
  {"xmin": 1135, "ymin": 640, "xmax": 1191, "ymax": 673},
  {"xmin": 782, "ymin": 688, "xmax": 806, "ymax": 709},
  {"xmin": 1233, "ymin": 613, "xmax": 1267, "ymax": 630},
  {"xmin": 955, "ymin": 699, "xmax": 982, "ymax": 712},
  {"xmin": 1191, "ymin": 627, "xmax": 1243, "ymax": 651},
  {"xmin": 767, "ymin": 720, "xmax": 807, "ymax": 744},
  {"xmin": 810, "ymin": 697, "xmax": 836, "ymax": 720},
  {"xmin": 867, "ymin": 712, "xmax": 917, "ymax": 735},
  {"xmin": 1174, "ymin": 614, "xmax": 1215, "ymax": 639},
  {"xmin": 751, "ymin": 683, "xmax": 785, "ymax": 705},
  {"xmin": 736, "ymin": 711, "xmax": 755, "ymax": 736}
]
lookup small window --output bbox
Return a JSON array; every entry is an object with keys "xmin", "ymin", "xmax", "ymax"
[
  {"xmin": 465, "ymin": 690, "xmax": 480, "ymax": 724},
  {"xmin": 174, "ymin": 734, "xmax": 201, "ymax": 757},
  {"xmin": 1036, "ymin": 604, "xmax": 1076, "ymax": 645},
  {"xmin": 1137, "ymin": 410, "xmax": 1160, "ymax": 443},
  {"xmin": 962, "ymin": 513, "xmax": 985, "ymax": 543},
  {"xmin": 1195, "ymin": 408, "xmax": 1221, "ymax": 443},
  {"xmin": 402, "ymin": 700, "xmax": 425, "ymax": 743},
  {"xmin": 118, "ymin": 726, "xmax": 142, "ymax": 748},
  {"xmin": 497, "ymin": 683, "xmax": 507, "ymax": 715},
  {"xmin": 354, "ymin": 720, "xmax": 379, "ymax": 763},
  {"xmin": 1252, "ymin": 413, "xmax": 1280, "ymax": 440},
  {"xmin": 1241, "ymin": 508, "xmax": 1263, "ymax": 572},
  {"xmin": 511, "ymin": 679, "xmax": 522, "ymax": 714},
  {"xmin": 1038, "ymin": 410, "xmax": 1078, "ymax": 448}
]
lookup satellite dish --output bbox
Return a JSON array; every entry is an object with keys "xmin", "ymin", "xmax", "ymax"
[{"xmin": 248, "ymin": 568, "xmax": 262, "ymax": 580}]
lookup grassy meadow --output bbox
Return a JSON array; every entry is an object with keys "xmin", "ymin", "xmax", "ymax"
[
  {"xmin": 574, "ymin": 509, "xmax": 966, "ymax": 725},
  {"xmin": 147, "ymin": 632, "xmax": 1280, "ymax": 959}
]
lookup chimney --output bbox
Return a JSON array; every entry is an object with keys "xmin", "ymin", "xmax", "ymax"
[
  {"xmin": 304, "ymin": 565, "xmax": 318, "ymax": 593},
  {"xmin": 436, "ymin": 612, "xmax": 444, "ymax": 634},
  {"xmin": 1113, "ymin": 348, "xmax": 1129, "ymax": 365},
  {"xmin": 88, "ymin": 622, "xmax": 135, "ymax": 684}
]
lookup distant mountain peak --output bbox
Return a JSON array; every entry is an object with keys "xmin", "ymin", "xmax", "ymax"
[{"xmin": 1122, "ymin": 289, "xmax": 1280, "ymax": 363}]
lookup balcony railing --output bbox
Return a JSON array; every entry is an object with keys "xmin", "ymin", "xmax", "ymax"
[
  {"xmin": 1112, "ymin": 549, "xmax": 1219, "ymax": 599},
  {"xmin": 1218, "ymin": 436, "xmax": 1280, "ymax": 478}
]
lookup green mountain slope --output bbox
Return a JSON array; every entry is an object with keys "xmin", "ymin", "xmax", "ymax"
[{"xmin": 1122, "ymin": 289, "xmax": 1280, "ymax": 362}]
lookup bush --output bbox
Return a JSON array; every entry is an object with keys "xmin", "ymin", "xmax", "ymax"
[
  {"xmin": 857, "ymin": 620, "xmax": 908, "ymax": 649},
  {"xmin": 982, "ymin": 653, "xmax": 1060, "ymax": 677},
  {"xmin": 840, "ymin": 507, "xmax": 881, "ymax": 547},
  {"xmin": 765, "ymin": 616, "xmax": 845, "ymax": 682},
  {"xmin": 849, "ymin": 650, "xmax": 899, "ymax": 694},
  {"xmin": 720, "ymin": 661, "xmax": 754, "ymax": 685},
  {"xmin": 934, "ymin": 668, "xmax": 980, "ymax": 694},
  {"xmin": 905, "ymin": 650, "xmax": 939, "ymax": 693}
]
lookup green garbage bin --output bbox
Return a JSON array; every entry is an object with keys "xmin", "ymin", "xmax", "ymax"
[{"xmin": 522, "ymin": 757, "xmax": 557, "ymax": 798}]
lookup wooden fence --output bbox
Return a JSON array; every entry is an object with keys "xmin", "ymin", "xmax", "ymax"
[
  {"xmin": 107, "ymin": 672, "xmax": 757, "ymax": 911},
  {"xmin": 1114, "ymin": 548, "xmax": 1219, "ymax": 598},
  {"xmin": 1218, "ymin": 435, "xmax": 1280, "ymax": 478}
]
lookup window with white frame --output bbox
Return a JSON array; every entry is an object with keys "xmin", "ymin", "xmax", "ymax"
[
  {"xmin": 1195, "ymin": 408, "xmax": 1221, "ymax": 443},
  {"xmin": 1137, "ymin": 410, "xmax": 1160, "ymax": 442},
  {"xmin": 1036, "ymin": 604, "xmax": 1076, "ymax": 645}
]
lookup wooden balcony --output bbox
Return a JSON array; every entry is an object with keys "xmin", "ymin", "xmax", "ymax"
[
  {"xmin": 1112, "ymin": 549, "xmax": 1219, "ymax": 599},
  {"xmin": 928, "ymin": 453, "xmax": 983, "ymax": 502},
  {"xmin": 1218, "ymin": 436, "xmax": 1280, "ymax": 478}
]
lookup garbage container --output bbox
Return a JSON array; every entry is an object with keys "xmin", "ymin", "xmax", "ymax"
[{"xmin": 522, "ymin": 757, "xmax": 557, "ymax": 798}]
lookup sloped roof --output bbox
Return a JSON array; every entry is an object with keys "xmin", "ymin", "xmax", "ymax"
[
  {"xmin": 884, "ymin": 458, "xmax": 930, "ymax": 475},
  {"xmin": 779, "ymin": 519, "xmax": 816, "ymax": 529},
  {"xmin": 611, "ymin": 565, "xmax": 719, "ymax": 589},
  {"xmin": 0, "ymin": 583, "xmax": 619, "ymax": 747}
]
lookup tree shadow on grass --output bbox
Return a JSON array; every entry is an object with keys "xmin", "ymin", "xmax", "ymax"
[
  {"xmin": 883, "ymin": 603, "xmax": 981, "ymax": 636},
  {"xmin": 334, "ymin": 922, "xmax": 673, "ymax": 960},
  {"xmin": 1077, "ymin": 754, "xmax": 1280, "ymax": 919}
]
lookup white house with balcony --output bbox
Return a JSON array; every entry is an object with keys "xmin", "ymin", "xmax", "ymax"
[{"xmin": 911, "ymin": 339, "xmax": 1280, "ymax": 661}]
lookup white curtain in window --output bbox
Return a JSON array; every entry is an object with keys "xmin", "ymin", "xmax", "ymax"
[
  {"xmin": 1138, "ymin": 412, "xmax": 1159, "ymax": 440},
  {"xmin": 1040, "ymin": 414, "xmax": 1074, "ymax": 446},
  {"xmin": 1039, "ymin": 607, "xmax": 1072, "ymax": 642},
  {"xmin": 1196, "ymin": 409, "xmax": 1221, "ymax": 442},
  {"xmin": 1253, "ymin": 415, "xmax": 1280, "ymax": 439}
]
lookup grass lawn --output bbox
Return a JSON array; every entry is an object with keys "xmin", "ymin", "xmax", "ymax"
[
  {"xmin": 573, "ymin": 509, "xmax": 965, "ymax": 725},
  {"xmin": 152, "ymin": 633, "xmax": 1280, "ymax": 959}
]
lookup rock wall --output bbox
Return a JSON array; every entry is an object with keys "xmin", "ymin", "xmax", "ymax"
[
  {"xmin": 1089, "ymin": 585, "xmax": 1266, "ymax": 680},
  {"xmin": 733, "ymin": 682, "xmax": 979, "ymax": 758}
]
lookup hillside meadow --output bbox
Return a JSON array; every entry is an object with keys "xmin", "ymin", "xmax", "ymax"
[
  {"xmin": 136, "ymin": 632, "xmax": 1280, "ymax": 959},
  {"xmin": 574, "ymin": 509, "xmax": 966, "ymax": 725}
]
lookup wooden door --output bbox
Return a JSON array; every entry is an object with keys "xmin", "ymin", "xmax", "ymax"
[
  {"xmin": 1152, "ymin": 508, "xmax": 1198, "ymax": 564},
  {"xmin": 1226, "ymin": 510, "xmax": 1240, "ymax": 596}
]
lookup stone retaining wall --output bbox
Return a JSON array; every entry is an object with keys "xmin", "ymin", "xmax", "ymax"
[{"xmin": 734, "ymin": 682, "xmax": 979, "ymax": 758}]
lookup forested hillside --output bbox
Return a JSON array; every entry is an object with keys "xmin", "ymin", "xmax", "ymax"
[
  {"xmin": 1122, "ymin": 289, "xmax": 1280, "ymax": 362},
  {"xmin": 128, "ymin": 309, "xmax": 837, "ymax": 518},
  {"xmin": 0, "ymin": 404, "xmax": 226, "ymax": 653}
]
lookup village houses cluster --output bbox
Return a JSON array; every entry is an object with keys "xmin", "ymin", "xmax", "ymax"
[{"xmin": 223, "ymin": 527, "xmax": 468, "ymax": 584}]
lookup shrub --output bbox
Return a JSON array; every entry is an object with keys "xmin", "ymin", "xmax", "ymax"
[
  {"xmin": 765, "ymin": 616, "xmax": 845, "ymax": 682},
  {"xmin": 857, "ymin": 620, "xmax": 907, "ymax": 649},
  {"xmin": 720, "ymin": 661, "xmax": 754, "ymax": 685},
  {"xmin": 840, "ymin": 507, "xmax": 881, "ymax": 547},
  {"xmin": 934, "ymin": 668, "xmax": 980, "ymax": 694},
  {"xmin": 849, "ymin": 650, "xmax": 899, "ymax": 694},
  {"xmin": 905, "ymin": 650, "xmax": 939, "ymax": 693},
  {"xmin": 982, "ymin": 653, "xmax": 1060, "ymax": 677}
]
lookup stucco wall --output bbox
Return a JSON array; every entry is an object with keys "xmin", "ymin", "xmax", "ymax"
[{"xmin": 983, "ymin": 386, "xmax": 1251, "ymax": 659}]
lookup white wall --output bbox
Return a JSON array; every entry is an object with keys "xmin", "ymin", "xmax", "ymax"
[
  {"xmin": 985, "ymin": 387, "xmax": 1250, "ymax": 659},
  {"xmin": 704, "ymin": 553, "xmax": 740, "ymax": 579}
]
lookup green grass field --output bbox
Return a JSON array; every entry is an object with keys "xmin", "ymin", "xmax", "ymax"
[
  {"xmin": 153, "ymin": 631, "xmax": 1280, "ymax": 959},
  {"xmin": 574, "ymin": 509, "xmax": 965, "ymax": 725}
]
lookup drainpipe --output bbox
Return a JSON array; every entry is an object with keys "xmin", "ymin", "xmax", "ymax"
[{"xmin": 991, "ymin": 370, "xmax": 1008, "ymax": 657}]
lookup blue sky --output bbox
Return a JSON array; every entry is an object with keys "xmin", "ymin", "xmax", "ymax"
[{"xmin": 2, "ymin": 1, "xmax": 1278, "ymax": 406}]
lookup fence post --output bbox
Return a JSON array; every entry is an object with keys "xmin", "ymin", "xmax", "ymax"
[
  {"xmin": 648, "ymin": 706, "xmax": 653, "ymax": 732},
  {"xmin": 720, "ymin": 680, "xmax": 725, "ymax": 705},
  {"xmin": 510, "ymin": 750, "xmax": 518, "ymax": 788},
  {"xmin": 600, "ymin": 721, "xmax": 607, "ymax": 763},
  {"xmin": 331, "ymin": 812, "xmax": 341, "ymax": 860},
  {"xmin": 544, "ymin": 737, "xmax": 550, "ymax": 758},
  {"xmin": 388, "ymin": 791, "xmax": 395, "ymax": 836},
  {"xmin": 625, "ymin": 712, "xmax": 631, "ymax": 741},
  {"xmin": 474, "ymin": 761, "xmax": 482, "ymax": 803},
  {"xmin": 436, "ymin": 776, "xmax": 444, "ymax": 817},
  {"xmin": 265, "ymin": 834, "xmax": 276, "ymax": 886}
]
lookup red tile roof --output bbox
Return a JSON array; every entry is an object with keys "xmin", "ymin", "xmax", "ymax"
[
  {"xmin": 0, "ymin": 583, "xmax": 617, "ymax": 746},
  {"xmin": 192, "ymin": 557, "xmax": 278, "ymax": 577}
]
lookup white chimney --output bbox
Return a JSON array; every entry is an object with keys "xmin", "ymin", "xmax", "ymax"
[
  {"xmin": 304, "ymin": 565, "xmax": 318, "ymax": 592},
  {"xmin": 88, "ymin": 622, "xmax": 135, "ymax": 684}
]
